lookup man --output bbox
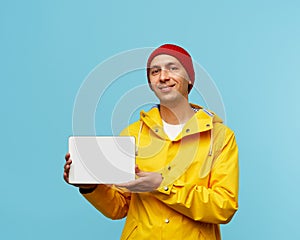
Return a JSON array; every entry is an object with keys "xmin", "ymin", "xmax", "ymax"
[{"xmin": 64, "ymin": 44, "xmax": 239, "ymax": 239}]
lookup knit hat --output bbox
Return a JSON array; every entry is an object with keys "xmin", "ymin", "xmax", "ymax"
[{"xmin": 147, "ymin": 44, "xmax": 195, "ymax": 92}]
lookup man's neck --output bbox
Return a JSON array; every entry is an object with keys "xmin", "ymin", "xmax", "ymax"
[{"xmin": 160, "ymin": 100, "xmax": 195, "ymax": 125}]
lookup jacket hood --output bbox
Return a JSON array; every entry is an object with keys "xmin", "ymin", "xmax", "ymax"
[
  {"xmin": 139, "ymin": 103, "xmax": 223, "ymax": 127},
  {"xmin": 190, "ymin": 103, "xmax": 223, "ymax": 124},
  {"xmin": 135, "ymin": 103, "xmax": 223, "ymax": 157}
]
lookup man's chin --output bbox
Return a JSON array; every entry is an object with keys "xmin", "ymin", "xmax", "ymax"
[
  {"xmin": 158, "ymin": 94, "xmax": 178, "ymax": 104},
  {"xmin": 157, "ymin": 92, "xmax": 188, "ymax": 104}
]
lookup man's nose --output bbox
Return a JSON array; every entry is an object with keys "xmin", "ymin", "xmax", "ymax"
[{"xmin": 160, "ymin": 69, "xmax": 170, "ymax": 82}]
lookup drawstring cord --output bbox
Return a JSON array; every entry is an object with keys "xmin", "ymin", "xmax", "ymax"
[
  {"xmin": 135, "ymin": 121, "xmax": 143, "ymax": 156},
  {"xmin": 208, "ymin": 128, "xmax": 213, "ymax": 156}
]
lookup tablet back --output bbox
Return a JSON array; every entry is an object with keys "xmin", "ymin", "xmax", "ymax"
[{"xmin": 68, "ymin": 136, "xmax": 135, "ymax": 184}]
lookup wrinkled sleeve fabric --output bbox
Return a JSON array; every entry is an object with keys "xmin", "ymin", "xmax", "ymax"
[
  {"xmin": 81, "ymin": 184, "xmax": 131, "ymax": 220},
  {"xmin": 153, "ymin": 128, "xmax": 239, "ymax": 224}
]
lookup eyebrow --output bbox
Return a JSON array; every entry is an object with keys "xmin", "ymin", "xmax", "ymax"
[{"xmin": 150, "ymin": 62, "xmax": 178, "ymax": 68}]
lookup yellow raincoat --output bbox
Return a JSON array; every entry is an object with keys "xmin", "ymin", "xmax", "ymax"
[{"xmin": 82, "ymin": 104, "xmax": 239, "ymax": 239}]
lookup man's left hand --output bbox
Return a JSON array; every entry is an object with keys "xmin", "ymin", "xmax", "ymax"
[{"xmin": 116, "ymin": 166, "xmax": 163, "ymax": 192}]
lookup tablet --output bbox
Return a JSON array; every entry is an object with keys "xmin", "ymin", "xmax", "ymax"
[{"xmin": 68, "ymin": 136, "xmax": 136, "ymax": 184}]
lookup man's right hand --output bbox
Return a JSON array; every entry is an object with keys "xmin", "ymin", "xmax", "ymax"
[{"xmin": 63, "ymin": 153, "xmax": 97, "ymax": 190}]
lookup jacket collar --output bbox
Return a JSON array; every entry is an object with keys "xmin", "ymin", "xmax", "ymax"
[{"xmin": 139, "ymin": 103, "xmax": 221, "ymax": 140}]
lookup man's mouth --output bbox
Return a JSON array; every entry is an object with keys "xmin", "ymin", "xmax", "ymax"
[{"xmin": 158, "ymin": 84, "xmax": 176, "ymax": 92}]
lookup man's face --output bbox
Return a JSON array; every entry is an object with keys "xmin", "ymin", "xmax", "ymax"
[{"xmin": 148, "ymin": 54, "xmax": 191, "ymax": 105}]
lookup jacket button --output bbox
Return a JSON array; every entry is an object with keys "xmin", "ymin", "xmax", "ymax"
[
  {"xmin": 164, "ymin": 186, "xmax": 169, "ymax": 191},
  {"xmin": 155, "ymin": 128, "xmax": 159, "ymax": 133},
  {"xmin": 167, "ymin": 166, "xmax": 171, "ymax": 171},
  {"xmin": 185, "ymin": 128, "xmax": 190, "ymax": 133},
  {"xmin": 165, "ymin": 218, "xmax": 170, "ymax": 223},
  {"xmin": 206, "ymin": 124, "xmax": 210, "ymax": 127}
]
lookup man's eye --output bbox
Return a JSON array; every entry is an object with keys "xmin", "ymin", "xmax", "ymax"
[
  {"xmin": 151, "ymin": 69, "xmax": 160, "ymax": 75},
  {"xmin": 170, "ymin": 66, "xmax": 178, "ymax": 71}
]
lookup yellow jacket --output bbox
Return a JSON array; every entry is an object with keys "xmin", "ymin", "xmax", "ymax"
[{"xmin": 82, "ymin": 104, "xmax": 239, "ymax": 240}]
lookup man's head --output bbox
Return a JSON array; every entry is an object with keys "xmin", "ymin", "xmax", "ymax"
[{"xmin": 147, "ymin": 44, "xmax": 195, "ymax": 93}]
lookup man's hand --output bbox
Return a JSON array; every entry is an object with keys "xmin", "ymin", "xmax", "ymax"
[
  {"xmin": 63, "ymin": 153, "xmax": 97, "ymax": 190},
  {"xmin": 116, "ymin": 166, "xmax": 163, "ymax": 192}
]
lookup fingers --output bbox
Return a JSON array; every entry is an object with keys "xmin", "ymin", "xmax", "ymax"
[
  {"xmin": 64, "ymin": 159, "xmax": 72, "ymax": 172},
  {"xmin": 135, "ymin": 165, "xmax": 140, "ymax": 173},
  {"xmin": 63, "ymin": 153, "xmax": 72, "ymax": 184},
  {"xmin": 116, "ymin": 178, "xmax": 141, "ymax": 189},
  {"xmin": 65, "ymin": 153, "xmax": 70, "ymax": 161},
  {"xmin": 118, "ymin": 170, "xmax": 163, "ymax": 192},
  {"xmin": 63, "ymin": 171, "xmax": 69, "ymax": 183},
  {"xmin": 116, "ymin": 180, "xmax": 136, "ymax": 188}
]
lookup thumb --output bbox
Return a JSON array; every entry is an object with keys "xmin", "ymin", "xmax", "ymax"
[
  {"xmin": 136, "ymin": 170, "xmax": 148, "ymax": 178},
  {"xmin": 135, "ymin": 165, "xmax": 140, "ymax": 173}
]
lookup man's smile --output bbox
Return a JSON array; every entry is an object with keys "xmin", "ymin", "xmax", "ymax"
[{"xmin": 158, "ymin": 83, "xmax": 176, "ymax": 92}]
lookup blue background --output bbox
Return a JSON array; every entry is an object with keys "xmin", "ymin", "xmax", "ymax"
[{"xmin": 1, "ymin": 0, "xmax": 299, "ymax": 239}]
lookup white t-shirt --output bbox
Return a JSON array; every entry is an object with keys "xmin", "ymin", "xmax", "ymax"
[{"xmin": 162, "ymin": 120, "xmax": 185, "ymax": 141}]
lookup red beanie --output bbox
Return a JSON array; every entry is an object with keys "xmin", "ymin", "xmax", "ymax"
[{"xmin": 147, "ymin": 44, "xmax": 195, "ymax": 92}]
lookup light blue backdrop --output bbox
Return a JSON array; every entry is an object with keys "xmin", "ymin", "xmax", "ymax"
[{"xmin": 1, "ymin": 0, "xmax": 299, "ymax": 239}]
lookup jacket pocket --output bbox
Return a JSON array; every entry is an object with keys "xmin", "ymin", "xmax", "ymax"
[{"xmin": 121, "ymin": 219, "xmax": 138, "ymax": 240}]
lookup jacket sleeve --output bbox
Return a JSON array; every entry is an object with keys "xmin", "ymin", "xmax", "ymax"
[
  {"xmin": 81, "ymin": 184, "xmax": 131, "ymax": 220},
  {"xmin": 152, "ymin": 128, "xmax": 239, "ymax": 224}
]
